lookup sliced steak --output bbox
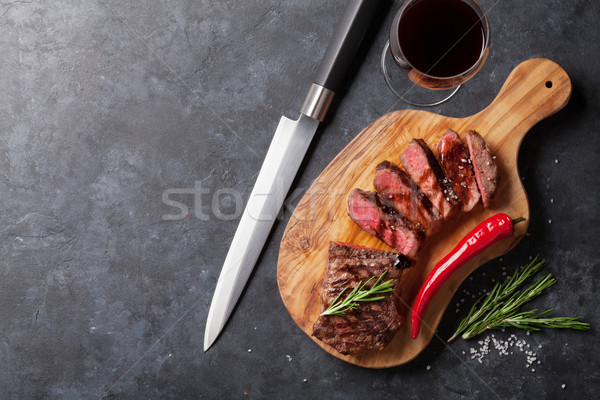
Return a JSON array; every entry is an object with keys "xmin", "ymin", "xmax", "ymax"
[
  {"xmin": 400, "ymin": 138, "xmax": 461, "ymax": 219},
  {"xmin": 435, "ymin": 129, "xmax": 481, "ymax": 211},
  {"xmin": 373, "ymin": 160, "xmax": 443, "ymax": 235},
  {"xmin": 312, "ymin": 241, "xmax": 413, "ymax": 355},
  {"xmin": 347, "ymin": 188, "xmax": 425, "ymax": 257},
  {"xmin": 465, "ymin": 130, "xmax": 498, "ymax": 207}
]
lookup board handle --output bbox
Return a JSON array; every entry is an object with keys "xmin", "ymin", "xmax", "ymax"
[{"xmin": 474, "ymin": 58, "xmax": 572, "ymax": 148}]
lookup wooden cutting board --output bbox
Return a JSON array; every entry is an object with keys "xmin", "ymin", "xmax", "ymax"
[{"xmin": 277, "ymin": 58, "xmax": 571, "ymax": 368}]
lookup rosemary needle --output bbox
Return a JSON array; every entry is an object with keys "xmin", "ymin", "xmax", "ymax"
[
  {"xmin": 449, "ymin": 256, "xmax": 590, "ymax": 341},
  {"xmin": 320, "ymin": 271, "xmax": 395, "ymax": 317}
]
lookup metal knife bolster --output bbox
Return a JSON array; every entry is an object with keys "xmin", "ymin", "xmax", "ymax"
[{"xmin": 301, "ymin": 83, "xmax": 335, "ymax": 122}]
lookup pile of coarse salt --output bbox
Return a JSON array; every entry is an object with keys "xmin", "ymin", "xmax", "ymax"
[{"xmin": 466, "ymin": 333, "xmax": 542, "ymax": 371}]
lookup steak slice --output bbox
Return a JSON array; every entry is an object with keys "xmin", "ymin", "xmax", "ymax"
[
  {"xmin": 373, "ymin": 160, "xmax": 443, "ymax": 235},
  {"xmin": 400, "ymin": 138, "xmax": 461, "ymax": 219},
  {"xmin": 347, "ymin": 188, "xmax": 425, "ymax": 257},
  {"xmin": 465, "ymin": 130, "xmax": 498, "ymax": 207},
  {"xmin": 435, "ymin": 129, "xmax": 481, "ymax": 212},
  {"xmin": 312, "ymin": 241, "xmax": 413, "ymax": 355}
]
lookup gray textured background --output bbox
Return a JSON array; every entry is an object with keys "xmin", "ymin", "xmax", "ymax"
[{"xmin": 0, "ymin": 0, "xmax": 598, "ymax": 398}]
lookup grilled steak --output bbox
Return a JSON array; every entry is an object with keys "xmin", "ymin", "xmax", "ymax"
[
  {"xmin": 347, "ymin": 188, "xmax": 425, "ymax": 257},
  {"xmin": 373, "ymin": 160, "xmax": 443, "ymax": 235},
  {"xmin": 435, "ymin": 129, "xmax": 481, "ymax": 211},
  {"xmin": 465, "ymin": 130, "xmax": 498, "ymax": 207},
  {"xmin": 312, "ymin": 241, "xmax": 413, "ymax": 355},
  {"xmin": 400, "ymin": 138, "xmax": 461, "ymax": 219}
]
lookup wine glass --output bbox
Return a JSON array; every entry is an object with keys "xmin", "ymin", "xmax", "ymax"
[{"xmin": 381, "ymin": 0, "xmax": 490, "ymax": 107}]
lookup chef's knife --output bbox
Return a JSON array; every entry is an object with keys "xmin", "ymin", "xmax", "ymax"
[{"xmin": 204, "ymin": 0, "xmax": 381, "ymax": 351}]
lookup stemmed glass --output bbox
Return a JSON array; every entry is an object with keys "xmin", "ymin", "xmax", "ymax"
[{"xmin": 381, "ymin": 0, "xmax": 490, "ymax": 107}]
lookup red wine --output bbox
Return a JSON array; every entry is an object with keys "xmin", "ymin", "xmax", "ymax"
[{"xmin": 398, "ymin": 0, "xmax": 485, "ymax": 78}]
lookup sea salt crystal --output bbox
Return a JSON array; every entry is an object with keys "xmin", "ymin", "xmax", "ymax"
[
  {"xmin": 426, "ymin": 365, "xmax": 431, "ymax": 371},
  {"xmin": 248, "ymin": 349, "xmax": 252, "ymax": 353},
  {"xmin": 548, "ymin": 219, "xmax": 552, "ymax": 224},
  {"xmin": 555, "ymin": 159, "xmax": 559, "ymax": 164},
  {"xmin": 467, "ymin": 333, "xmax": 543, "ymax": 369},
  {"xmin": 561, "ymin": 384, "xmax": 566, "ymax": 389}
]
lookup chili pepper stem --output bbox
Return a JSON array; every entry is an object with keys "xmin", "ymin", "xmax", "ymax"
[{"xmin": 512, "ymin": 217, "xmax": 526, "ymax": 225}]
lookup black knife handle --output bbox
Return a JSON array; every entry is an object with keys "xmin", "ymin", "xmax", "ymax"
[{"xmin": 314, "ymin": 0, "xmax": 381, "ymax": 93}]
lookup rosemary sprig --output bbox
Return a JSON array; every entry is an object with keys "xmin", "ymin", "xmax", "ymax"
[
  {"xmin": 449, "ymin": 257, "xmax": 547, "ymax": 341},
  {"xmin": 449, "ymin": 257, "xmax": 590, "ymax": 341},
  {"xmin": 320, "ymin": 271, "xmax": 395, "ymax": 317}
]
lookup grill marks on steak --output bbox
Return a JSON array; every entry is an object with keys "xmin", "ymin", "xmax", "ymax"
[
  {"xmin": 466, "ymin": 130, "xmax": 498, "ymax": 207},
  {"xmin": 400, "ymin": 138, "xmax": 461, "ymax": 219},
  {"xmin": 312, "ymin": 242, "xmax": 413, "ymax": 355},
  {"xmin": 347, "ymin": 188, "xmax": 425, "ymax": 257},
  {"xmin": 374, "ymin": 161, "xmax": 443, "ymax": 235},
  {"xmin": 435, "ymin": 129, "xmax": 481, "ymax": 212}
]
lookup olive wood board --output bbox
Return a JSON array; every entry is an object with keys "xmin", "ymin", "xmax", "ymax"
[{"xmin": 277, "ymin": 58, "xmax": 571, "ymax": 368}]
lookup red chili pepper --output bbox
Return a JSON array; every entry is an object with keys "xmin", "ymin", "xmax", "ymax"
[{"xmin": 411, "ymin": 213, "xmax": 525, "ymax": 339}]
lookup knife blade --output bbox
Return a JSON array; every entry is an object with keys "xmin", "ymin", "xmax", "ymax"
[{"xmin": 204, "ymin": 0, "xmax": 381, "ymax": 351}]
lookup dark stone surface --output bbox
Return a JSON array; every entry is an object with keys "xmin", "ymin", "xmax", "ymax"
[{"xmin": 0, "ymin": 0, "xmax": 598, "ymax": 398}]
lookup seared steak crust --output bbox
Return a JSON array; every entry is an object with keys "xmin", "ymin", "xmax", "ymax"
[
  {"xmin": 312, "ymin": 242, "xmax": 413, "ymax": 355},
  {"xmin": 400, "ymin": 139, "xmax": 461, "ymax": 219},
  {"xmin": 347, "ymin": 188, "xmax": 425, "ymax": 257},
  {"xmin": 374, "ymin": 160, "xmax": 443, "ymax": 235},
  {"xmin": 435, "ymin": 129, "xmax": 481, "ymax": 212}
]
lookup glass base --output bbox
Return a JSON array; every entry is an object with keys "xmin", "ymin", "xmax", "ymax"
[{"xmin": 381, "ymin": 40, "xmax": 460, "ymax": 107}]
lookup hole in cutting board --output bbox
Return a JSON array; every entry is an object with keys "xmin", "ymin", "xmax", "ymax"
[{"xmin": 545, "ymin": 81, "xmax": 553, "ymax": 88}]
